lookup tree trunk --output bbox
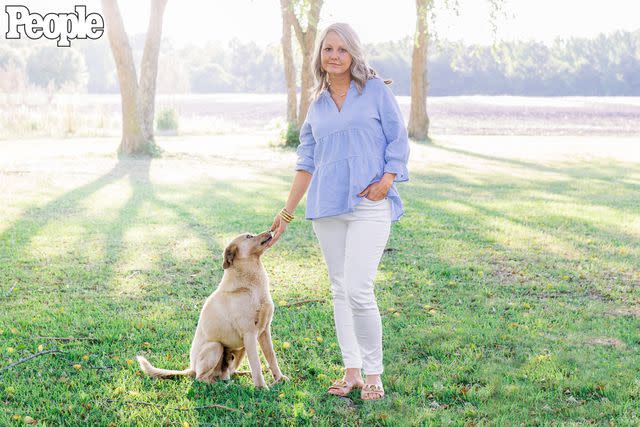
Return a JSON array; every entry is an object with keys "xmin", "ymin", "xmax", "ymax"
[
  {"xmin": 101, "ymin": 0, "xmax": 145, "ymax": 155},
  {"xmin": 297, "ymin": 49, "xmax": 313, "ymax": 128},
  {"xmin": 408, "ymin": 0, "xmax": 430, "ymax": 141},
  {"xmin": 102, "ymin": 0, "xmax": 167, "ymax": 156},
  {"xmin": 139, "ymin": 0, "xmax": 168, "ymax": 143},
  {"xmin": 280, "ymin": 0, "xmax": 297, "ymax": 125},
  {"xmin": 289, "ymin": 0, "xmax": 323, "ymax": 129}
]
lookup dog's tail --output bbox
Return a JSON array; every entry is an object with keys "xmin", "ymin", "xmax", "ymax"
[{"xmin": 136, "ymin": 356, "xmax": 195, "ymax": 379}]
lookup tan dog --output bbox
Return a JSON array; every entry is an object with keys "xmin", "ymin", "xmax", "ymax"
[{"xmin": 137, "ymin": 231, "xmax": 287, "ymax": 388}]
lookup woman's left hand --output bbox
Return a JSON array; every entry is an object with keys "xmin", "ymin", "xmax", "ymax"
[
  {"xmin": 358, "ymin": 181, "xmax": 389, "ymax": 201},
  {"xmin": 359, "ymin": 173, "xmax": 396, "ymax": 201}
]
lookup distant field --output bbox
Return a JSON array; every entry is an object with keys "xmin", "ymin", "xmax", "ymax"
[{"xmin": 1, "ymin": 93, "xmax": 639, "ymax": 139}]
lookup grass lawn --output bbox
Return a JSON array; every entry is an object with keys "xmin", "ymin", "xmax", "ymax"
[{"xmin": 1, "ymin": 134, "xmax": 639, "ymax": 426}]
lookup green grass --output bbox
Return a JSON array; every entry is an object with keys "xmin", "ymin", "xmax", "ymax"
[{"xmin": 0, "ymin": 135, "xmax": 639, "ymax": 426}]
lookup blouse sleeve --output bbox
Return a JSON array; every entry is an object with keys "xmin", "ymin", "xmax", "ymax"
[
  {"xmin": 378, "ymin": 81, "xmax": 410, "ymax": 182},
  {"xmin": 295, "ymin": 117, "xmax": 316, "ymax": 174}
]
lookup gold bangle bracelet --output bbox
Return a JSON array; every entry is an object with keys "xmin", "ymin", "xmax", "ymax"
[
  {"xmin": 280, "ymin": 208, "xmax": 294, "ymax": 222},
  {"xmin": 279, "ymin": 213, "xmax": 292, "ymax": 223},
  {"xmin": 280, "ymin": 212, "xmax": 293, "ymax": 221}
]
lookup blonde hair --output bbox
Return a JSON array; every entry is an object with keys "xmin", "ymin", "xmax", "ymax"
[{"xmin": 310, "ymin": 23, "xmax": 391, "ymax": 101}]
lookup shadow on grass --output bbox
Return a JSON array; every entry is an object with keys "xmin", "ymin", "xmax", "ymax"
[
  {"xmin": 429, "ymin": 139, "xmax": 640, "ymax": 197},
  {"xmin": 0, "ymin": 154, "xmax": 333, "ymax": 423},
  {"xmin": 392, "ymin": 168, "xmax": 639, "ymax": 309},
  {"xmin": 2, "ymin": 140, "xmax": 638, "ymax": 424}
]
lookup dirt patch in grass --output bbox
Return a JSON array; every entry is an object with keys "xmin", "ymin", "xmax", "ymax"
[
  {"xmin": 606, "ymin": 307, "xmax": 640, "ymax": 318},
  {"xmin": 585, "ymin": 337, "xmax": 627, "ymax": 349}
]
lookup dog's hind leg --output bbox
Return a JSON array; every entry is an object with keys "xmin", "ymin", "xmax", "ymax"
[
  {"xmin": 227, "ymin": 348, "xmax": 248, "ymax": 377},
  {"xmin": 219, "ymin": 347, "xmax": 234, "ymax": 381},
  {"xmin": 194, "ymin": 342, "xmax": 224, "ymax": 383},
  {"xmin": 230, "ymin": 348, "xmax": 245, "ymax": 371}
]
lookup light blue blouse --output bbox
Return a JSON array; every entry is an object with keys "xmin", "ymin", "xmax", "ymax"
[{"xmin": 295, "ymin": 77, "xmax": 410, "ymax": 222}]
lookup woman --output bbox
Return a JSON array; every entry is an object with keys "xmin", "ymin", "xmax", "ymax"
[{"xmin": 268, "ymin": 23, "xmax": 409, "ymax": 401}]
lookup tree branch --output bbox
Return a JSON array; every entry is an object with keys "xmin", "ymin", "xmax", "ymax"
[
  {"xmin": 138, "ymin": 0, "xmax": 169, "ymax": 141},
  {"xmin": 0, "ymin": 350, "xmax": 65, "ymax": 374},
  {"xmin": 36, "ymin": 336, "xmax": 98, "ymax": 342},
  {"xmin": 289, "ymin": 7, "xmax": 304, "ymax": 46}
]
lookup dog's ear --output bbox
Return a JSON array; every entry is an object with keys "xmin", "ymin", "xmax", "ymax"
[{"xmin": 223, "ymin": 244, "xmax": 237, "ymax": 269}]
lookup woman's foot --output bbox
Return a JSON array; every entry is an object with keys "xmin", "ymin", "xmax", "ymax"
[
  {"xmin": 327, "ymin": 379, "xmax": 364, "ymax": 396},
  {"xmin": 327, "ymin": 368, "xmax": 364, "ymax": 397},
  {"xmin": 361, "ymin": 375, "xmax": 385, "ymax": 401}
]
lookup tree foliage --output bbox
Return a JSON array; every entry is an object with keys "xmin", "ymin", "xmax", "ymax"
[
  {"xmin": 2, "ymin": 30, "xmax": 638, "ymax": 96},
  {"xmin": 26, "ymin": 47, "xmax": 87, "ymax": 90}
]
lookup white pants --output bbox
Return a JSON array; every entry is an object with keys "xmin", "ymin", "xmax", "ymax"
[{"xmin": 312, "ymin": 198, "xmax": 391, "ymax": 375}]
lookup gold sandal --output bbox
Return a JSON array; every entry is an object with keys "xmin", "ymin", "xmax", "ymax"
[
  {"xmin": 327, "ymin": 379, "xmax": 362, "ymax": 397},
  {"xmin": 361, "ymin": 383, "xmax": 385, "ymax": 400}
]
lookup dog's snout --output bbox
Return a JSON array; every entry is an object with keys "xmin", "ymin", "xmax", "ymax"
[{"xmin": 259, "ymin": 230, "xmax": 273, "ymax": 246}]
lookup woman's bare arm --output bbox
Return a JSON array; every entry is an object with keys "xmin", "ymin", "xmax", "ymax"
[{"xmin": 268, "ymin": 171, "xmax": 312, "ymax": 246}]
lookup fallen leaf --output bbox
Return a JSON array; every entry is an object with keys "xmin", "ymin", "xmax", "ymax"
[
  {"xmin": 282, "ymin": 342, "xmax": 291, "ymax": 349},
  {"xmin": 23, "ymin": 416, "xmax": 37, "ymax": 424},
  {"xmin": 37, "ymin": 345, "xmax": 43, "ymax": 352},
  {"xmin": 73, "ymin": 364, "xmax": 82, "ymax": 370}
]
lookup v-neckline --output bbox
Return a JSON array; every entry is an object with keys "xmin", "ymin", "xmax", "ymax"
[{"xmin": 328, "ymin": 80, "xmax": 353, "ymax": 114}]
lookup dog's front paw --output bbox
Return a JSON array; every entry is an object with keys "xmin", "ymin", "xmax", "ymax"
[
  {"xmin": 272, "ymin": 374, "xmax": 290, "ymax": 385},
  {"xmin": 255, "ymin": 382, "xmax": 269, "ymax": 390}
]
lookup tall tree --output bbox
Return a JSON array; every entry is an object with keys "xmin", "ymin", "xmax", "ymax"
[
  {"xmin": 101, "ymin": 0, "xmax": 168, "ymax": 156},
  {"xmin": 281, "ymin": 0, "xmax": 323, "ymax": 129},
  {"xmin": 408, "ymin": 0, "xmax": 505, "ymax": 140},
  {"xmin": 280, "ymin": 0, "xmax": 297, "ymax": 126},
  {"xmin": 407, "ymin": 0, "xmax": 430, "ymax": 140}
]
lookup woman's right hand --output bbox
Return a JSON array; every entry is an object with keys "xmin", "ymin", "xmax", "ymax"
[{"xmin": 268, "ymin": 213, "xmax": 288, "ymax": 248}]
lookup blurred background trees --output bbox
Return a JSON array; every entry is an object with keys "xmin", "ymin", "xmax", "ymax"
[{"xmin": 3, "ymin": 29, "xmax": 637, "ymax": 97}]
